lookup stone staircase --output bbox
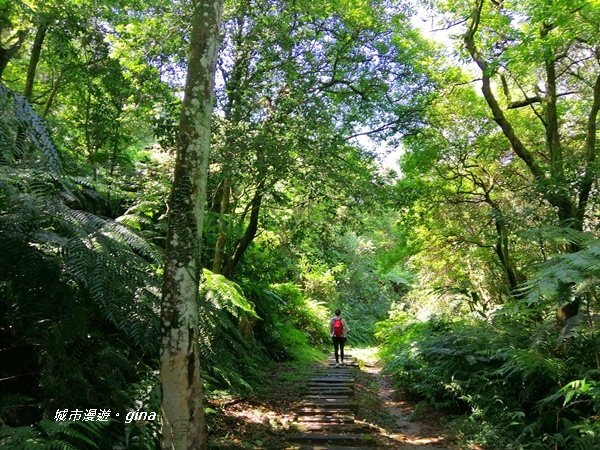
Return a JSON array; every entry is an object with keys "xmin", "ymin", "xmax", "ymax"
[{"xmin": 286, "ymin": 354, "xmax": 375, "ymax": 450}]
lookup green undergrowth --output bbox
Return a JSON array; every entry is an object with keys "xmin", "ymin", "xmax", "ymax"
[
  {"xmin": 254, "ymin": 348, "xmax": 328, "ymax": 401},
  {"xmin": 0, "ymin": 272, "xmax": 331, "ymax": 450},
  {"xmin": 377, "ymin": 310, "xmax": 600, "ymax": 449}
]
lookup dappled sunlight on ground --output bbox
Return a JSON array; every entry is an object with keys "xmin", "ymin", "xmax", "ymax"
[
  {"xmin": 353, "ymin": 346, "xmax": 450, "ymax": 449},
  {"xmin": 224, "ymin": 404, "xmax": 293, "ymax": 429},
  {"xmin": 208, "ymin": 348, "xmax": 451, "ymax": 449},
  {"xmin": 208, "ymin": 398, "xmax": 295, "ymax": 448}
]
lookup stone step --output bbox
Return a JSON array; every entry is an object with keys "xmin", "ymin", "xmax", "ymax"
[
  {"xmin": 310, "ymin": 374, "xmax": 354, "ymax": 379},
  {"xmin": 286, "ymin": 353, "xmax": 374, "ymax": 449},
  {"xmin": 308, "ymin": 377, "xmax": 354, "ymax": 383},
  {"xmin": 307, "ymin": 383, "xmax": 354, "ymax": 389},
  {"xmin": 304, "ymin": 385, "xmax": 351, "ymax": 391},
  {"xmin": 296, "ymin": 406, "xmax": 358, "ymax": 415},
  {"xmin": 304, "ymin": 391, "xmax": 353, "ymax": 397},
  {"xmin": 296, "ymin": 416, "xmax": 355, "ymax": 424},
  {"xmin": 294, "ymin": 423, "xmax": 372, "ymax": 434},
  {"xmin": 306, "ymin": 384, "xmax": 353, "ymax": 388},
  {"xmin": 297, "ymin": 408, "xmax": 354, "ymax": 415},
  {"xmin": 300, "ymin": 404, "xmax": 358, "ymax": 413},
  {"xmin": 288, "ymin": 432, "xmax": 373, "ymax": 444},
  {"xmin": 286, "ymin": 446, "xmax": 375, "ymax": 450},
  {"xmin": 301, "ymin": 398, "xmax": 356, "ymax": 405},
  {"xmin": 296, "ymin": 412, "xmax": 355, "ymax": 419},
  {"xmin": 305, "ymin": 386, "xmax": 354, "ymax": 391},
  {"xmin": 310, "ymin": 375, "xmax": 352, "ymax": 378},
  {"xmin": 302, "ymin": 395, "xmax": 353, "ymax": 400}
]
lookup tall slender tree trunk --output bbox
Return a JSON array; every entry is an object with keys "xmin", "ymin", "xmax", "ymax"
[
  {"xmin": 211, "ymin": 34, "xmax": 246, "ymax": 274},
  {"xmin": 15, "ymin": 21, "xmax": 44, "ymax": 153},
  {"xmin": 221, "ymin": 183, "xmax": 264, "ymax": 279},
  {"xmin": 42, "ymin": 68, "xmax": 65, "ymax": 118},
  {"xmin": 491, "ymin": 208, "xmax": 522, "ymax": 295},
  {"xmin": 24, "ymin": 21, "xmax": 48, "ymax": 99},
  {"xmin": 212, "ymin": 178, "xmax": 231, "ymax": 274},
  {"xmin": 576, "ymin": 74, "xmax": 600, "ymax": 228},
  {"xmin": 159, "ymin": 1, "xmax": 223, "ymax": 449}
]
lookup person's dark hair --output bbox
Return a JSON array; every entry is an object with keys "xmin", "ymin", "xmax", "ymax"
[{"xmin": 335, "ymin": 309, "xmax": 341, "ymax": 316}]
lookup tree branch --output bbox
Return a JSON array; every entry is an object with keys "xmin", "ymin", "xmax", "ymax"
[
  {"xmin": 464, "ymin": 0, "xmax": 544, "ymax": 179},
  {"xmin": 506, "ymin": 95, "xmax": 543, "ymax": 109}
]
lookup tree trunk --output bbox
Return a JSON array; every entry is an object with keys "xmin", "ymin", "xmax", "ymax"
[
  {"xmin": 221, "ymin": 185, "xmax": 264, "ymax": 279},
  {"xmin": 159, "ymin": 1, "xmax": 223, "ymax": 449},
  {"xmin": 0, "ymin": 30, "xmax": 27, "ymax": 77},
  {"xmin": 42, "ymin": 68, "xmax": 66, "ymax": 118},
  {"xmin": 211, "ymin": 29, "xmax": 247, "ymax": 274},
  {"xmin": 24, "ymin": 21, "xmax": 48, "ymax": 99},
  {"xmin": 576, "ymin": 74, "xmax": 600, "ymax": 228},
  {"xmin": 212, "ymin": 178, "xmax": 231, "ymax": 274},
  {"xmin": 463, "ymin": 0, "xmax": 589, "ymax": 319},
  {"xmin": 491, "ymin": 208, "xmax": 522, "ymax": 296}
]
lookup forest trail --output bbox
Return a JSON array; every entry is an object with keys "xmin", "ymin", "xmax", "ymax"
[
  {"xmin": 208, "ymin": 349, "xmax": 449, "ymax": 449},
  {"xmin": 286, "ymin": 354, "xmax": 369, "ymax": 449},
  {"xmin": 286, "ymin": 351, "xmax": 448, "ymax": 450}
]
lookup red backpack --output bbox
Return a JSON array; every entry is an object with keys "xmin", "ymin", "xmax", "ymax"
[{"xmin": 332, "ymin": 318, "xmax": 344, "ymax": 337}]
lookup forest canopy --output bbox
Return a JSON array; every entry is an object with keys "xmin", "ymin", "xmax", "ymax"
[{"xmin": 1, "ymin": 0, "xmax": 600, "ymax": 448}]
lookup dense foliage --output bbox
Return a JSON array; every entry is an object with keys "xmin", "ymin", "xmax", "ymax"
[
  {"xmin": 2, "ymin": 0, "xmax": 600, "ymax": 448},
  {"xmin": 375, "ymin": 0, "xmax": 600, "ymax": 447},
  {"xmin": 1, "ymin": 0, "xmax": 419, "ymax": 448}
]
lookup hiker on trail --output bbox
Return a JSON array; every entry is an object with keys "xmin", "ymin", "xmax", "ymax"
[{"xmin": 329, "ymin": 309, "xmax": 349, "ymax": 367}]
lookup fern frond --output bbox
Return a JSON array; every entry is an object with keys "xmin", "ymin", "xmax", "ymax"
[
  {"xmin": 0, "ymin": 82, "xmax": 62, "ymax": 174},
  {"xmin": 523, "ymin": 240, "xmax": 600, "ymax": 304},
  {"xmin": 557, "ymin": 314, "xmax": 583, "ymax": 345},
  {"xmin": 116, "ymin": 213, "xmax": 153, "ymax": 230},
  {"xmin": 1, "ymin": 80, "xmax": 164, "ymax": 445},
  {"xmin": 53, "ymin": 206, "xmax": 164, "ymax": 265},
  {"xmin": 201, "ymin": 269, "xmax": 258, "ymax": 319},
  {"xmin": 520, "ymin": 226, "xmax": 594, "ymax": 248}
]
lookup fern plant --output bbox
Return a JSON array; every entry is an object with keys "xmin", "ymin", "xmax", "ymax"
[
  {"xmin": 0, "ymin": 81, "xmax": 163, "ymax": 450},
  {"xmin": 196, "ymin": 269, "xmax": 266, "ymax": 392},
  {"xmin": 0, "ymin": 83, "xmax": 62, "ymax": 173},
  {"xmin": 520, "ymin": 228, "xmax": 600, "ymax": 308},
  {"xmin": 0, "ymin": 416, "xmax": 160, "ymax": 450}
]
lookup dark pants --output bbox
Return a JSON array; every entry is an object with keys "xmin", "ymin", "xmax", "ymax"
[{"xmin": 332, "ymin": 337, "xmax": 346, "ymax": 363}]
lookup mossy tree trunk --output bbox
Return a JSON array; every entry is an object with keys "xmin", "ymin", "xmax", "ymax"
[{"xmin": 159, "ymin": 1, "xmax": 223, "ymax": 449}]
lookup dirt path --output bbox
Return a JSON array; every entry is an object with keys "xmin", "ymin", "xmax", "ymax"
[
  {"xmin": 350, "ymin": 348, "xmax": 448, "ymax": 449},
  {"xmin": 356, "ymin": 350, "xmax": 448, "ymax": 449},
  {"xmin": 207, "ymin": 348, "xmax": 451, "ymax": 449}
]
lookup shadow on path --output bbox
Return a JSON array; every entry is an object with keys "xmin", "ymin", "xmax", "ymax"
[
  {"xmin": 356, "ymin": 348, "xmax": 448, "ymax": 449},
  {"xmin": 286, "ymin": 349, "xmax": 449, "ymax": 450}
]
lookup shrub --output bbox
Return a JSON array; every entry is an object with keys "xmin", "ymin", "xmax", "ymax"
[{"xmin": 377, "ymin": 308, "xmax": 600, "ymax": 448}]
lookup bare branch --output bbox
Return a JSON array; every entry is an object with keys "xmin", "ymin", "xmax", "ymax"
[
  {"xmin": 449, "ymin": 78, "xmax": 481, "ymax": 95},
  {"xmin": 506, "ymin": 95, "xmax": 543, "ymax": 109}
]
